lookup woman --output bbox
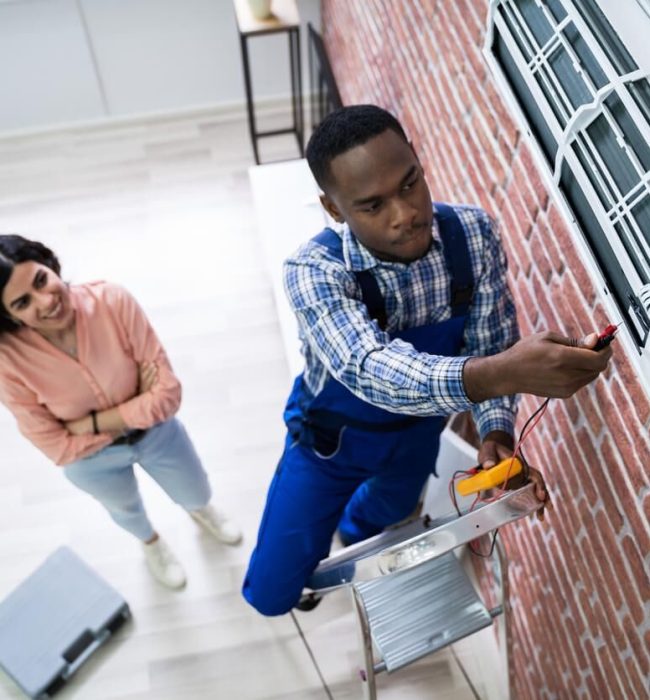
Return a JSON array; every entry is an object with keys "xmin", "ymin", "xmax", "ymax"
[{"xmin": 0, "ymin": 234, "xmax": 241, "ymax": 589}]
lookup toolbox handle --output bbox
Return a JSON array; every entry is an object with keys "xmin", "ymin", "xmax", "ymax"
[{"xmin": 62, "ymin": 629, "xmax": 109, "ymax": 677}]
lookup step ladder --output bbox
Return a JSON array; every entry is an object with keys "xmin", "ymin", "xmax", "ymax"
[{"xmin": 303, "ymin": 483, "xmax": 541, "ymax": 699}]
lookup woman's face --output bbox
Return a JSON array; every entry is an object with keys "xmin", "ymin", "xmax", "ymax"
[{"xmin": 1, "ymin": 261, "xmax": 73, "ymax": 332}]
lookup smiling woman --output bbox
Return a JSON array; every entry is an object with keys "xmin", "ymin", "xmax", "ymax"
[{"xmin": 0, "ymin": 234, "xmax": 242, "ymax": 589}]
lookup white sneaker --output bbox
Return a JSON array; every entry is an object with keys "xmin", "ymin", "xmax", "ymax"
[
  {"xmin": 143, "ymin": 537, "xmax": 186, "ymax": 589},
  {"xmin": 190, "ymin": 504, "xmax": 243, "ymax": 545}
]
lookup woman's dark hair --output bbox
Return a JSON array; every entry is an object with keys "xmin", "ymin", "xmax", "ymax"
[
  {"xmin": 306, "ymin": 104, "xmax": 409, "ymax": 191},
  {"xmin": 0, "ymin": 235, "xmax": 61, "ymax": 334}
]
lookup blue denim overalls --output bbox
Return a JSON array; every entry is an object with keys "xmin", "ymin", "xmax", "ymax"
[{"xmin": 243, "ymin": 204, "xmax": 474, "ymax": 615}]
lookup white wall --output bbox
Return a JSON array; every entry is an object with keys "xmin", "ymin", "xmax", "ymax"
[{"xmin": 0, "ymin": 0, "xmax": 321, "ymax": 133}]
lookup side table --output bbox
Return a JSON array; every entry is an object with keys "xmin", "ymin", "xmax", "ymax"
[{"xmin": 233, "ymin": 0, "xmax": 304, "ymax": 164}]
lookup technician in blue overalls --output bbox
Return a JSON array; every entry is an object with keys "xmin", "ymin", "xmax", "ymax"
[{"xmin": 243, "ymin": 105, "xmax": 612, "ymax": 616}]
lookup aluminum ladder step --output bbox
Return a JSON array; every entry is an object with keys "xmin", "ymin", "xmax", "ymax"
[{"xmin": 354, "ymin": 551, "xmax": 492, "ymax": 673}]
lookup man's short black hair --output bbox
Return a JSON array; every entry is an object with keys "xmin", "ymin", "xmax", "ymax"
[
  {"xmin": 306, "ymin": 104, "xmax": 408, "ymax": 191},
  {"xmin": 0, "ymin": 234, "xmax": 61, "ymax": 334}
]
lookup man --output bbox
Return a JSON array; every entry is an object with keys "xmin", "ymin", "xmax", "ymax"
[{"xmin": 243, "ymin": 105, "xmax": 612, "ymax": 616}]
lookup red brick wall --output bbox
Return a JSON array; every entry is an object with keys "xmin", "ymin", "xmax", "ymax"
[{"xmin": 320, "ymin": 2, "xmax": 650, "ymax": 697}]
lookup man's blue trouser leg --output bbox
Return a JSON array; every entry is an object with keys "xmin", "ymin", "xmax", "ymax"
[{"xmin": 242, "ymin": 420, "xmax": 440, "ymax": 616}]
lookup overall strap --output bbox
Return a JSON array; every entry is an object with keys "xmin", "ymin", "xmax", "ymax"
[
  {"xmin": 434, "ymin": 203, "xmax": 475, "ymax": 316},
  {"xmin": 313, "ymin": 227, "xmax": 387, "ymax": 330}
]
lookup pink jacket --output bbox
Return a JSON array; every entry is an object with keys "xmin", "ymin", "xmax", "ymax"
[{"xmin": 0, "ymin": 281, "xmax": 181, "ymax": 465}]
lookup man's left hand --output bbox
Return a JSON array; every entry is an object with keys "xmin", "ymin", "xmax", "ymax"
[
  {"xmin": 478, "ymin": 430, "xmax": 552, "ymax": 521},
  {"xmin": 477, "ymin": 430, "xmax": 514, "ymax": 468}
]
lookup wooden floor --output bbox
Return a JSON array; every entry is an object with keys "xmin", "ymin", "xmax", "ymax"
[{"xmin": 0, "ymin": 109, "xmax": 484, "ymax": 699}]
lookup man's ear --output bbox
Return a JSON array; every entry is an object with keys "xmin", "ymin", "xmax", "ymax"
[{"xmin": 319, "ymin": 193, "xmax": 345, "ymax": 224}]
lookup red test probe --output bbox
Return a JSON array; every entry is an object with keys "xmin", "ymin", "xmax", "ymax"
[{"xmin": 593, "ymin": 324, "xmax": 619, "ymax": 351}]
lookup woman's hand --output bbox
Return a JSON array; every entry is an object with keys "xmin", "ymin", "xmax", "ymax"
[
  {"xmin": 138, "ymin": 361, "xmax": 158, "ymax": 394},
  {"xmin": 64, "ymin": 415, "xmax": 93, "ymax": 436}
]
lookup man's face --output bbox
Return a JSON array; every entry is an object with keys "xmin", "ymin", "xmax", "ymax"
[{"xmin": 320, "ymin": 129, "xmax": 434, "ymax": 263}]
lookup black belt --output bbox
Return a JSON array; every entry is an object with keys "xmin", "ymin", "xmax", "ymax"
[{"xmin": 111, "ymin": 429, "xmax": 147, "ymax": 446}]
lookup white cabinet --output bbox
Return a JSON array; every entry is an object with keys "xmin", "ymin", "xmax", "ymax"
[
  {"xmin": 0, "ymin": 0, "xmax": 321, "ymax": 133},
  {"xmin": 0, "ymin": 0, "xmax": 105, "ymax": 131}
]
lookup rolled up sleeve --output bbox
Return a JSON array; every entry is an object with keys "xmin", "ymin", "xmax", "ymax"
[
  {"xmin": 108, "ymin": 286, "xmax": 182, "ymax": 429},
  {"xmin": 0, "ymin": 375, "xmax": 111, "ymax": 466}
]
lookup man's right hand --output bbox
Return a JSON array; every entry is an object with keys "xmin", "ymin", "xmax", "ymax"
[{"xmin": 464, "ymin": 331, "xmax": 613, "ymax": 402}]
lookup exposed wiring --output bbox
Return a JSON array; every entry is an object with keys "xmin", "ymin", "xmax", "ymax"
[{"xmin": 449, "ymin": 398, "xmax": 551, "ymax": 558}]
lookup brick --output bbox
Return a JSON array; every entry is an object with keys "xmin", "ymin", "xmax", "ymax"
[
  {"xmin": 520, "ymin": 143, "xmax": 550, "ymax": 211},
  {"xmin": 513, "ymin": 161, "xmax": 541, "ymax": 221},
  {"xmin": 468, "ymin": 79, "xmax": 499, "ymax": 139},
  {"xmin": 596, "ymin": 643, "xmax": 627, "ymax": 700},
  {"xmin": 515, "ymin": 279, "xmax": 539, "ymax": 329},
  {"xmin": 530, "ymin": 232, "xmax": 553, "ymax": 283},
  {"xmin": 583, "ymin": 524, "xmax": 624, "ymax": 610},
  {"xmin": 589, "ymin": 465, "xmax": 626, "ymax": 536},
  {"xmin": 610, "ymin": 379, "xmax": 649, "ymax": 481},
  {"xmin": 596, "ymin": 418, "xmax": 650, "ymax": 493},
  {"xmin": 552, "ymin": 412, "xmax": 586, "ymax": 491},
  {"xmin": 621, "ymin": 536, "xmax": 650, "ymax": 602},
  {"xmin": 596, "ymin": 593, "xmax": 628, "ymax": 653},
  {"xmin": 564, "ymin": 615, "xmax": 589, "ymax": 668},
  {"xmin": 536, "ymin": 214, "xmax": 565, "ymax": 274},
  {"xmin": 486, "ymin": 79, "xmax": 520, "ymax": 145},
  {"xmin": 463, "ymin": 34, "xmax": 487, "ymax": 83},
  {"xmin": 583, "ymin": 639, "xmax": 609, "ymax": 694},
  {"xmin": 624, "ymin": 656, "xmax": 648, "ymax": 698},
  {"xmin": 555, "ymin": 444, "xmax": 582, "ymax": 500},
  {"xmin": 585, "ymin": 676, "xmax": 599, "ymax": 699},
  {"xmin": 551, "ymin": 618, "xmax": 583, "ymax": 688},
  {"xmin": 553, "ymin": 283, "xmax": 582, "ymax": 339},
  {"xmin": 611, "ymin": 657, "xmax": 639, "ymax": 700},
  {"xmin": 576, "ymin": 544, "xmax": 596, "ymax": 594},
  {"xmin": 568, "ymin": 256, "xmax": 597, "ymax": 307},
  {"xmin": 498, "ymin": 131, "xmax": 517, "ymax": 164},
  {"xmin": 563, "ymin": 395, "xmax": 580, "ymax": 425},
  {"xmin": 561, "ymin": 273, "xmax": 595, "ymax": 337},
  {"xmin": 594, "ymin": 510, "xmax": 645, "ymax": 626},
  {"xmin": 474, "ymin": 117, "xmax": 507, "ymax": 183},
  {"xmin": 533, "ymin": 273, "xmax": 562, "ymax": 331},
  {"xmin": 553, "ymin": 483, "xmax": 583, "ymax": 540},
  {"xmin": 622, "ymin": 615, "xmax": 650, "ymax": 677},
  {"xmin": 614, "ymin": 353, "xmax": 650, "ymax": 425},
  {"xmin": 581, "ymin": 387, "xmax": 605, "ymax": 437},
  {"xmin": 575, "ymin": 427, "xmax": 600, "ymax": 507},
  {"xmin": 453, "ymin": 0, "xmax": 484, "ymax": 46},
  {"xmin": 501, "ymin": 208, "xmax": 532, "ymax": 273},
  {"xmin": 508, "ymin": 182, "xmax": 535, "ymax": 239},
  {"xmin": 547, "ymin": 204, "xmax": 586, "ymax": 279},
  {"xmin": 603, "ymin": 464, "xmax": 650, "ymax": 557}
]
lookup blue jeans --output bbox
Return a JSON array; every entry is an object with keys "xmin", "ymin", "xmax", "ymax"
[{"xmin": 64, "ymin": 418, "xmax": 212, "ymax": 541}]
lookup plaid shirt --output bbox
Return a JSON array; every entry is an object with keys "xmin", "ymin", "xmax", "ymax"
[{"xmin": 283, "ymin": 203, "xmax": 519, "ymax": 440}]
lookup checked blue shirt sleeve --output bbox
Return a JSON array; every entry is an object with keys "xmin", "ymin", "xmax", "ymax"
[
  {"xmin": 459, "ymin": 210, "xmax": 519, "ymax": 440},
  {"xmin": 284, "ymin": 253, "xmax": 476, "ymax": 417}
]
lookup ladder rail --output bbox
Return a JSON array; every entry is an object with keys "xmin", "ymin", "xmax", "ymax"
[{"xmin": 306, "ymin": 483, "xmax": 541, "ymax": 593}]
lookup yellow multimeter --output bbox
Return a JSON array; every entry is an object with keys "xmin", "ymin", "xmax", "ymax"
[{"xmin": 456, "ymin": 456, "xmax": 524, "ymax": 496}]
